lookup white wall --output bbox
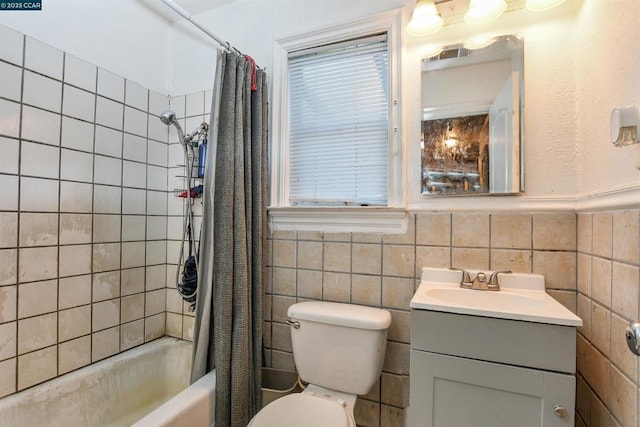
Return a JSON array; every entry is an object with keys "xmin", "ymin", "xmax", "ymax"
[
  {"xmin": 575, "ymin": 0, "xmax": 640, "ymax": 200},
  {"xmin": 0, "ymin": 0, "xmax": 173, "ymax": 94}
]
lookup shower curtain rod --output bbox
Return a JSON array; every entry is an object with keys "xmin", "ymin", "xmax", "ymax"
[{"xmin": 161, "ymin": 0, "xmax": 232, "ymax": 51}]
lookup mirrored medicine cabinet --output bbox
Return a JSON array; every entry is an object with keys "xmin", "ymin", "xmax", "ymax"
[{"xmin": 421, "ymin": 34, "xmax": 524, "ymax": 196}]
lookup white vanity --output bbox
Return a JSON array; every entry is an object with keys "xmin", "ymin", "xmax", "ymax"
[{"xmin": 408, "ymin": 267, "xmax": 582, "ymax": 427}]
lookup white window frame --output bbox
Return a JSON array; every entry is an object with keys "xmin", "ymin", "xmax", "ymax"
[{"xmin": 270, "ymin": 9, "xmax": 406, "ymax": 233}]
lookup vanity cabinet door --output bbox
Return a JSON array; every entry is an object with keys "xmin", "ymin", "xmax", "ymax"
[{"xmin": 409, "ymin": 350, "xmax": 575, "ymax": 427}]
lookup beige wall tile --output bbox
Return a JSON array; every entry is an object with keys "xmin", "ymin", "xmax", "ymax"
[
  {"xmin": 451, "ymin": 248, "xmax": 489, "ymax": 271},
  {"xmin": 92, "ymin": 243, "xmax": 120, "ymax": 273},
  {"xmin": 271, "ymin": 322, "xmax": 292, "ymax": 353},
  {"xmin": 590, "ymin": 347, "xmax": 611, "ymax": 407},
  {"xmin": 0, "ymin": 285, "xmax": 16, "ymax": 323},
  {"xmin": 121, "ymin": 267, "xmax": 145, "ymax": 296},
  {"xmin": 533, "ymin": 213, "xmax": 576, "ymax": 251},
  {"xmin": 92, "ymin": 326, "xmax": 119, "ymax": 362},
  {"xmin": 547, "ymin": 290, "xmax": 576, "ymax": 314},
  {"xmin": 354, "ymin": 399, "xmax": 380, "ymax": 427},
  {"xmin": 577, "ymin": 334, "xmax": 591, "ymax": 384},
  {"xmin": 387, "ymin": 310, "xmax": 410, "ymax": 344},
  {"xmin": 17, "ymin": 345, "xmax": 56, "ymax": 390},
  {"xmin": 415, "ymin": 246, "xmax": 450, "ymax": 275},
  {"xmin": 593, "ymin": 212, "xmax": 613, "ymax": 258},
  {"xmin": 59, "ymin": 214, "xmax": 92, "ymax": 245},
  {"xmin": 609, "ymin": 366, "xmax": 636, "ymax": 427},
  {"xmin": 591, "ymin": 303, "xmax": 611, "ymax": 357},
  {"xmin": 490, "ymin": 249, "xmax": 532, "ymax": 273},
  {"xmin": 491, "ymin": 214, "xmax": 532, "ymax": 249},
  {"xmin": 382, "ymin": 277, "xmax": 413, "ymax": 310},
  {"xmin": 182, "ymin": 315, "xmax": 194, "ymax": 341},
  {"xmin": 93, "ymin": 271, "xmax": 120, "ymax": 302},
  {"xmin": 272, "ymin": 240, "xmax": 296, "ymax": 268},
  {"xmin": 0, "ymin": 249, "xmax": 17, "ymax": 286},
  {"xmin": 352, "ymin": 275, "xmax": 381, "ymax": 307},
  {"xmin": 121, "ymin": 319, "xmax": 144, "ymax": 350},
  {"xmin": 362, "ymin": 378, "xmax": 380, "ymax": 402},
  {"xmin": 578, "ymin": 253, "xmax": 592, "ymax": 296},
  {"xmin": 353, "ymin": 243, "xmax": 381, "ymax": 275},
  {"xmin": 590, "ymin": 392, "xmax": 610, "ymax": 427},
  {"xmin": 611, "ymin": 262, "xmax": 639, "ymax": 320},
  {"xmin": 59, "ymin": 244, "xmax": 92, "ymax": 277},
  {"xmin": 322, "ymin": 272, "xmax": 350, "ymax": 303},
  {"xmin": 532, "ymin": 251, "xmax": 576, "ymax": 290},
  {"xmin": 92, "ymin": 299, "xmax": 120, "ymax": 332},
  {"xmin": 577, "ymin": 293, "xmax": 592, "ymax": 340},
  {"xmin": 0, "ymin": 358, "xmax": 16, "ymax": 398},
  {"xmin": 59, "ymin": 305, "xmax": 91, "ymax": 341},
  {"xmin": 121, "ymin": 241, "xmax": 145, "ymax": 269},
  {"xmin": 165, "ymin": 312, "xmax": 182, "ymax": 338},
  {"xmin": 19, "ymin": 213, "xmax": 58, "ymax": 247},
  {"xmin": 271, "ymin": 349, "xmax": 295, "ymax": 371},
  {"xmin": 93, "ymin": 214, "xmax": 121, "ymax": 243},
  {"xmin": 382, "ymin": 245, "xmax": 414, "ymax": 278},
  {"xmin": 18, "ymin": 313, "xmax": 56, "ymax": 354},
  {"xmin": 383, "ymin": 341, "xmax": 409, "ymax": 375},
  {"xmin": 380, "ymin": 403, "xmax": 405, "ymax": 427},
  {"xmin": 145, "ymin": 289, "xmax": 165, "ymax": 316},
  {"xmin": 262, "ymin": 320, "xmax": 271, "ymax": 348},
  {"xmin": 383, "ymin": 214, "xmax": 415, "ymax": 245},
  {"xmin": 0, "ymin": 322, "xmax": 16, "ymax": 360},
  {"xmin": 272, "ymin": 230, "xmax": 296, "ymax": 240},
  {"xmin": 592, "ymin": 256, "xmax": 612, "ymax": 307},
  {"xmin": 323, "ymin": 232, "xmax": 351, "ymax": 242},
  {"xmin": 145, "ymin": 313, "xmax": 165, "ymax": 342},
  {"xmin": 296, "ymin": 231, "xmax": 322, "ymax": 241},
  {"xmin": 381, "ymin": 372, "xmax": 409, "ymax": 407},
  {"xmin": 610, "ymin": 314, "xmax": 638, "ymax": 381},
  {"xmin": 166, "ymin": 288, "xmax": 183, "ymax": 314},
  {"xmin": 121, "ymin": 293, "xmax": 144, "ymax": 323},
  {"xmin": 323, "ymin": 242, "xmax": 351, "ymax": 273},
  {"xmin": 612, "ymin": 210, "xmax": 639, "ymax": 264},
  {"xmin": 452, "ymin": 213, "xmax": 489, "ymax": 247},
  {"xmin": 416, "ymin": 213, "xmax": 450, "ymax": 246},
  {"xmin": 576, "ymin": 375, "xmax": 591, "ymax": 425},
  {"xmin": 578, "ymin": 213, "xmax": 593, "ymax": 254},
  {"xmin": 58, "ymin": 335, "xmax": 90, "ymax": 374},
  {"xmin": 297, "ymin": 240, "xmax": 322, "ymax": 270},
  {"xmin": 272, "ymin": 267, "xmax": 296, "ymax": 296},
  {"xmin": 296, "ymin": 269, "xmax": 322, "ymax": 299},
  {"xmin": 145, "ymin": 265, "xmax": 166, "ymax": 290},
  {"xmin": 0, "ymin": 213, "xmax": 17, "ymax": 248},
  {"xmin": 59, "ymin": 275, "xmax": 91, "ymax": 310},
  {"xmin": 19, "ymin": 246, "xmax": 57, "ymax": 283},
  {"xmin": 353, "ymin": 232, "xmax": 383, "ymax": 244}
]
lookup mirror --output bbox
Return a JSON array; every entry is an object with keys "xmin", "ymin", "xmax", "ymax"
[{"xmin": 421, "ymin": 34, "xmax": 524, "ymax": 195}]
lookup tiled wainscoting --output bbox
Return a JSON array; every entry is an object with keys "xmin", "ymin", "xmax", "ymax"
[
  {"xmin": 0, "ymin": 25, "xmax": 171, "ymax": 398},
  {"xmin": 576, "ymin": 210, "xmax": 640, "ymax": 427},
  {"xmin": 264, "ymin": 211, "xmax": 581, "ymax": 427}
]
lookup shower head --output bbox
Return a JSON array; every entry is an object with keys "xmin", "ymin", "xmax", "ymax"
[{"xmin": 159, "ymin": 110, "xmax": 186, "ymax": 146}]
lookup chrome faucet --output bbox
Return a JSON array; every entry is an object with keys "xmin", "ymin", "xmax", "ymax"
[{"xmin": 449, "ymin": 268, "xmax": 511, "ymax": 291}]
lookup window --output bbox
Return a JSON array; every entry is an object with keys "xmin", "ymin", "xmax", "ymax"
[
  {"xmin": 270, "ymin": 10, "xmax": 404, "ymax": 233},
  {"xmin": 288, "ymin": 34, "xmax": 389, "ymax": 206}
]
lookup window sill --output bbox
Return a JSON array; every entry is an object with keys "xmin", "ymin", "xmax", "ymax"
[{"xmin": 268, "ymin": 206, "xmax": 408, "ymax": 234}]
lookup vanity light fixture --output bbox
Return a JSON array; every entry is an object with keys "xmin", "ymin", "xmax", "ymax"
[
  {"xmin": 525, "ymin": 0, "xmax": 566, "ymax": 12},
  {"xmin": 421, "ymin": 44, "xmax": 444, "ymax": 58},
  {"xmin": 464, "ymin": 0, "xmax": 507, "ymax": 25},
  {"xmin": 463, "ymin": 34, "xmax": 497, "ymax": 50},
  {"xmin": 444, "ymin": 122, "xmax": 460, "ymax": 148},
  {"xmin": 407, "ymin": 0, "xmax": 444, "ymax": 36}
]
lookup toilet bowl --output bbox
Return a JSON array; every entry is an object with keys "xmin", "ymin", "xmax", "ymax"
[{"xmin": 249, "ymin": 301, "xmax": 391, "ymax": 426}]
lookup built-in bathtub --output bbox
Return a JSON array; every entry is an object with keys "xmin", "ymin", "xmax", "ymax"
[{"xmin": 0, "ymin": 337, "xmax": 215, "ymax": 427}]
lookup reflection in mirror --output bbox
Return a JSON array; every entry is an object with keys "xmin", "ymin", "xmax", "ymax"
[{"xmin": 421, "ymin": 34, "xmax": 524, "ymax": 195}]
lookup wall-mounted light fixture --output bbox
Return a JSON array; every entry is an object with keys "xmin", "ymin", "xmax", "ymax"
[
  {"xmin": 464, "ymin": 0, "xmax": 507, "ymax": 25},
  {"xmin": 407, "ymin": 0, "xmax": 444, "ymax": 36},
  {"xmin": 611, "ymin": 106, "xmax": 640, "ymax": 147}
]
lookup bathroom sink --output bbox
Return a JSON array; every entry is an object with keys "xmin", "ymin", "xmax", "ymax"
[{"xmin": 411, "ymin": 267, "xmax": 582, "ymax": 326}]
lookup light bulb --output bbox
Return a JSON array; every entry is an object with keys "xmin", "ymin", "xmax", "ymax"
[
  {"xmin": 407, "ymin": 0, "xmax": 444, "ymax": 36},
  {"xmin": 464, "ymin": 0, "xmax": 507, "ymax": 25}
]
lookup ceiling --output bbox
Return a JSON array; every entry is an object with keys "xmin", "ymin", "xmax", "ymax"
[{"xmin": 169, "ymin": 0, "xmax": 236, "ymax": 20}]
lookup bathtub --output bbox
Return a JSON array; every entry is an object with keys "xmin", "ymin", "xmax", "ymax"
[{"xmin": 0, "ymin": 337, "xmax": 215, "ymax": 427}]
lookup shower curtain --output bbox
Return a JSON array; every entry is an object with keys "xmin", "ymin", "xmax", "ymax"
[{"xmin": 191, "ymin": 50, "xmax": 268, "ymax": 427}]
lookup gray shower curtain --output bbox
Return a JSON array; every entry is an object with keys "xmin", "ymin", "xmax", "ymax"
[{"xmin": 191, "ymin": 50, "xmax": 267, "ymax": 427}]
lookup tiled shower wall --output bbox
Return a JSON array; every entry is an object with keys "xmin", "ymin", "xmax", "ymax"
[
  {"xmin": 576, "ymin": 210, "xmax": 640, "ymax": 427},
  {"xmin": 265, "ymin": 211, "xmax": 579, "ymax": 427},
  {"xmin": 164, "ymin": 90, "xmax": 211, "ymax": 341},
  {"xmin": 0, "ymin": 25, "xmax": 170, "ymax": 398}
]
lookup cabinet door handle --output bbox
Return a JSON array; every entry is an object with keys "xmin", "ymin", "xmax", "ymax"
[{"xmin": 554, "ymin": 405, "xmax": 568, "ymax": 418}]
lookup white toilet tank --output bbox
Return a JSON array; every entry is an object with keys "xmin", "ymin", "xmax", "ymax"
[{"xmin": 287, "ymin": 301, "xmax": 391, "ymax": 396}]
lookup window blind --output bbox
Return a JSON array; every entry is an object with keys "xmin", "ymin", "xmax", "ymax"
[{"xmin": 288, "ymin": 34, "xmax": 389, "ymax": 206}]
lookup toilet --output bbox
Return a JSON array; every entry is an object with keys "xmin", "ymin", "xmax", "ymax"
[{"xmin": 249, "ymin": 301, "xmax": 392, "ymax": 427}]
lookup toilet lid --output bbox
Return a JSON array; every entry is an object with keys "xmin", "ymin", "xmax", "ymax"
[{"xmin": 250, "ymin": 393, "xmax": 351, "ymax": 427}]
